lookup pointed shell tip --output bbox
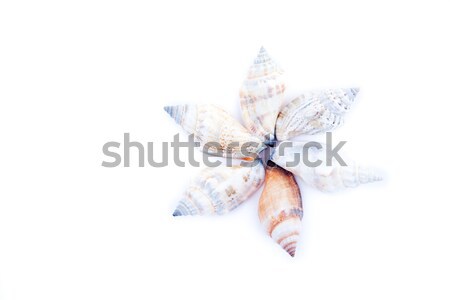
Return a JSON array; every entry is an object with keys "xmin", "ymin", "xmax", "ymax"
[
  {"xmin": 287, "ymin": 248, "xmax": 296, "ymax": 257},
  {"xmin": 254, "ymin": 46, "xmax": 270, "ymax": 64},
  {"xmin": 172, "ymin": 209, "xmax": 182, "ymax": 217}
]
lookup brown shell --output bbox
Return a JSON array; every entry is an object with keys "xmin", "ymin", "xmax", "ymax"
[{"xmin": 258, "ymin": 162, "xmax": 303, "ymax": 257}]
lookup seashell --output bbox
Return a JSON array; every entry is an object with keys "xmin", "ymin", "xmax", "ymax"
[
  {"xmin": 275, "ymin": 88, "xmax": 359, "ymax": 140},
  {"xmin": 258, "ymin": 161, "xmax": 303, "ymax": 257},
  {"xmin": 164, "ymin": 104, "xmax": 266, "ymax": 159},
  {"xmin": 173, "ymin": 161, "xmax": 265, "ymax": 216},
  {"xmin": 271, "ymin": 141, "xmax": 382, "ymax": 192},
  {"xmin": 240, "ymin": 47, "xmax": 285, "ymax": 143}
]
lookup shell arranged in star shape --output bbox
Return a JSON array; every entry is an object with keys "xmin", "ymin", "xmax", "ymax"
[
  {"xmin": 275, "ymin": 88, "xmax": 359, "ymax": 140},
  {"xmin": 240, "ymin": 46, "xmax": 285, "ymax": 143},
  {"xmin": 272, "ymin": 141, "xmax": 382, "ymax": 192},
  {"xmin": 258, "ymin": 161, "xmax": 303, "ymax": 257},
  {"xmin": 173, "ymin": 161, "xmax": 265, "ymax": 216},
  {"xmin": 164, "ymin": 104, "xmax": 265, "ymax": 159},
  {"xmin": 164, "ymin": 48, "xmax": 382, "ymax": 257}
]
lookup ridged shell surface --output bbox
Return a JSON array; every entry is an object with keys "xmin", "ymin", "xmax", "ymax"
[
  {"xmin": 240, "ymin": 47, "xmax": 285, "ymax": 142},
  {"xmin": 271, "ymin": 141, "xmax": 382, "ymax": 192},
  {"xmin": 164, "ymin": 104, "xmax": 265, "ymax": 159},
  {"xmin": 275, "ymin": 88, "xmax": 359, "ymax": 140},
  {"xmin": 258, "ymin": 162, "xmax": 303, "ymax": 257},
  {"xmin": 173, "ymin": 161, "xmax": 265, "ymax": 216}
]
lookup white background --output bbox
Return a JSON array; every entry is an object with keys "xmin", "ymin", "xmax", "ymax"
[{"xmin": 1, "ymin": 1, "xmax": 449, "ymax": 299}]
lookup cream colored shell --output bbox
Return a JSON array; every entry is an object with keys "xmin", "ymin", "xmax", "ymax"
[
  {"xmin": 164, "ymin": 104, "xmax": 265, "ymax": 159},
  {"xmin": 173, "ymin": 161, "xmax": 265, "ymax": 216},
  {"xmin": 240, "ymin": 47, "xmax": 285, "ymax": 142},
  {"xmin": 276, "ymin": 88, "xmax": 359, "ymax": 140},
  {"xmin": 272, "ymin": 141, "xmax": 382, "ymax": 192}
]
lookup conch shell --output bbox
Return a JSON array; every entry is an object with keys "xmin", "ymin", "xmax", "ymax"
[
  {"xmin": 164, "ymin": 104, "xmax": 265, "ymax": 159},
  {"xmin": 240, "ymin": 47, "xmax": 285, "ymax": 143},
  {"xmin": 173, "ymin": 161, "xmax": 265, "ymax": 216},
  {"xmin": 275, "ymin": 88, "xmax": 359, "ymax": 140},
  {"xmin": 271, "ymin": 141, "xmax": 382, "ymax": 192},
  {"xmin": 258, "ymin": 162, "xmax": 303, "ymax": 257}
]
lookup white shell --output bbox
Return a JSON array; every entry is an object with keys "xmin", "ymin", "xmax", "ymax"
[
  {"xmin": 275, "ymin": 88, "xmax": 359, "ymax": 140},
  {"xmin": 173, "ymin": 161, "xmax": 265, "ymax": 216},
  {"xmin": 258, "ymin": 162, "xmax": 303, "ymax": 257},
  {"xmin": 164, "ymin": 104, "xmax": 265, "ymax": 159},
  {"xmin": 240, "ymin": 47, "xmax": 285, "ymax": 142},
  {"xmin": 271, "ymin": 141, "xmax": 382, "ymax": 192}
]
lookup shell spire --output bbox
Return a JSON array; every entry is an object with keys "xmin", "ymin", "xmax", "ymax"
[
  {"xmin": 254, "ymin": 46, "xmax": 270, "ymax": 64},
  {"xmin": 164, "ymin": 105, "xmax": 196, "ymax": 133},
  {"xmin": 340, "ymin": 165, "xmax": 383, "ymax": 187}
]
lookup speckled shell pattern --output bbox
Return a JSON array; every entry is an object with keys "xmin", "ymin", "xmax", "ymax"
[
  {"xmin": 258, "ymin": 162, "xmax": 303, "ymax": 257},
  {"xmin": 173, "ymin": 161, "xmax": 265, "ymax": 216},
  {"xmin": 164, "ymin": 104, "xmax": 266, "ymax": 159},
  {"xmin": 271, "ymin": 142, "xmax": 382, "ymax": 192},
  {"xmin": 275, "ymin": 88, "xmax": 359, "ymax": 140},
  {"xmin": 240, "ymin": 47, "xmax": 285, "ymax": 143}
]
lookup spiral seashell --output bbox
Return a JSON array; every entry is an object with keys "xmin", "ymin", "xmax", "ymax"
[
  {"xmin": 271, "ymin": 141, "xmax": 382, "ymax": 192},
  {"xmin": 258, "ymin": 162, "xmax": 303, "ymax": 257},
  {"xmin": 173, "ymin": 161, "xmax": 265, "ymax": 216},
  {"xmin": 275, "ymin": 88, "xmax": 359, "ymax": 140},
  {"xmin": 164, "ymin": 104, "xmax": 266, "ymax": 159},
  {"xmin": 240, "ymin": 47, "xmax": 285, "ymax": 143}
]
